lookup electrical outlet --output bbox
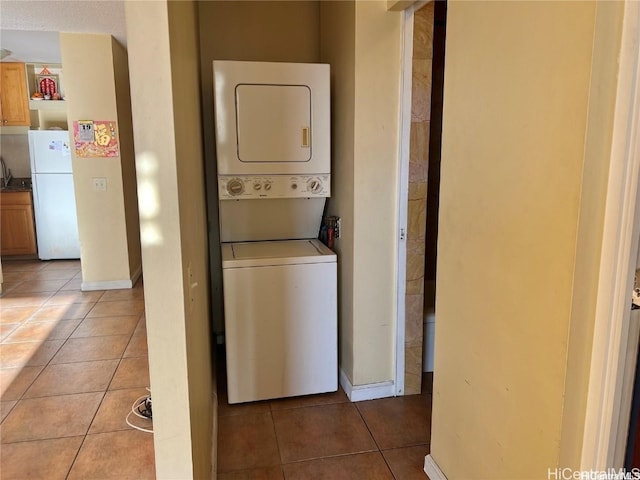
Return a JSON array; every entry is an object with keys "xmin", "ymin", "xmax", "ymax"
[{"xmin": 93, "ymin": 177, "xmax": 107, "ymax": 191}]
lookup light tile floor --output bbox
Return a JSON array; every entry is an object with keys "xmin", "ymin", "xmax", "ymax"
[
  {"xmin": 1, "ymin": 259, "xmax": 433, "ymax": 479},
  {"xmin": 0, "ymin": 259, "xmax": 154, "ymax": 480}
]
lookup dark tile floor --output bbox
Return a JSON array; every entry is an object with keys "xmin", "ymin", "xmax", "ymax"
[
  {"xmin": 216, "ymin": 352, "xmax": 433, "ymax": 480},
  {"xmin": 0, "ymin": 259, "xmax": 154, "ymax": 479}
]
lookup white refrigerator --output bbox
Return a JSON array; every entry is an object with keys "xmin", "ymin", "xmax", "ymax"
[{"xmin": 28, "ymin": 130, "xmax": 80, "ymax": 260}]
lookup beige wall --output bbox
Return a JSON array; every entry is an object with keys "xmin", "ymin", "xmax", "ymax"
[
  {"xmin": 432, "ymin": 1, "xmax": 600, "ymax": 477},
  {"xmin": 59, "ymin": 33, "xmax": 141, "ymax": 287},
  {"xmin": 320, "ymin": 0, "xmax": 356, "ymax": 385},
  {"xmin": 199, "ymin": 0, "xmax": 319, "ymax": 62},
  {"xmin": 198, "ymin": 0, "xmax": 321, "ymax": 334},
  {"xmin": 352, "ymin": 1, "xmax": 402, "ymax": 385},
  {"xmin": 125, "ymin": 1, "xmax": 213, "ymax": 478},
  {"xmin": 111, "ymin": 38, "xmax": 142, "ymax": 282},
  {"xmin": 321, "ymin": 0, "xmax": 402, "ymax": 387},
  {"xmin": 168, "ymin": 1, "xmax": 214, "ymax": 476}
]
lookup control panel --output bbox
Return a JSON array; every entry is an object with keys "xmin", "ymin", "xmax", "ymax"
[{"xmin": 218, "ymin": 175, "xmax": 330, "ymax": 200}]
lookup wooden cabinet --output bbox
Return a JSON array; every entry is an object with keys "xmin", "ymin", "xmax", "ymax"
[
  {"xmin": 1, "ymin": 191, "xmax": 37, "ymax": 256},
  {"xmin": 0, "ymin": 63, "xmax": 31, "ymax": 126}
]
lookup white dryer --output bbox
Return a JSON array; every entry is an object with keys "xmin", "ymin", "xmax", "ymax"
[
  {"xmin": 213, "ymin": 60, "xmax": 330, "ymax": 176},
  {"xmin": 213, "ymin": 61, "xmax": 337, "ymax": 404}
]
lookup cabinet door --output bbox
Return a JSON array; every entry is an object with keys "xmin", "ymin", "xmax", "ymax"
[
  {"xmin": 1, "ymin": 193, "xmax": 37, "ymax": 256},
  {"xmin": 0, "ymin": 63, "xmax": 30, "ymax": 127},
  {"xmin": 1, "ymin": 205, "xmax": 37, "ymax": 256}
]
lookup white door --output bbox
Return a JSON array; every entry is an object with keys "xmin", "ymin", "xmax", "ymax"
[{"xmin": 236, "ymin": 84, "xmax": 311, "ymax": 163}]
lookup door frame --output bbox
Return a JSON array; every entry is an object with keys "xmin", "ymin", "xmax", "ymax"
[
  {"xmin": 395, "ymin": 3, "xmax": 415, "ymax": 397},
  {"xmin": 581, "ymin": 0, "xmax": 640, "ymax": 468},
  {"xmin": 395, "ymin": 0, "xmax": 429, "ymax": 396}
]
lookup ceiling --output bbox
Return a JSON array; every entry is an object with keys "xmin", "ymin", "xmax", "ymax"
[{"xmin": 0, "ymin": 0, "xmax": 127, "ymax": 64}]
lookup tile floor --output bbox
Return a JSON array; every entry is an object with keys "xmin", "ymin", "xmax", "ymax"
[
  {"xmin": 1, "ymin": 259, "xmax": 433, "ymax": 480},
  {"xmin": 216, "ymin": 352, "xmax": 433, "ymax": 480},
  {"xmin": 0, "ymin": 259, "xmax": 154, "ymax": 479}
]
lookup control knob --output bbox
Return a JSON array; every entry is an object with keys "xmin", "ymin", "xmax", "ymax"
[
  {"xmin": 308, "ymin": 178, "xmax": 323, "ymax": 194},
  {"xmin": 226, "ymin": 178, "xmax": 244, "ymax": 196}
]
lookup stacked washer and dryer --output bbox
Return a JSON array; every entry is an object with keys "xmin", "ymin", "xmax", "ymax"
[{"xmin": 213, "ymin": 61, "xmax": 337, "ymax": 404}]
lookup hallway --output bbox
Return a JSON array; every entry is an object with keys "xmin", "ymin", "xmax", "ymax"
[{"xmin": 1, "ymin": 259, "xmax": 432, "ymax": 479}]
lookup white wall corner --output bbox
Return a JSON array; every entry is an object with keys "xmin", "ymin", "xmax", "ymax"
[
  {"xmin": 339, "ymin": 368, "xmax": 396, "ymax": 402},
  {"xmin": 425, "ymin": 454, "xmax": 448, "ymax": 480}
]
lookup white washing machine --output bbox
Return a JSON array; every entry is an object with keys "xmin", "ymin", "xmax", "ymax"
[
  {"xmin": 214, "ymin": 61, "xmax": 337, "ymax": 403},
  {"xmin": 222, "ymin": 239, "xmax": 337, "ymax": 404}
]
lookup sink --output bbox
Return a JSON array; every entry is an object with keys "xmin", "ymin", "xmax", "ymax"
[{"xmin": 0, "ymin": 178, "xmax": 32, "ymax": 192}]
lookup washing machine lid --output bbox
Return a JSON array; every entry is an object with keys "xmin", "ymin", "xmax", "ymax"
[{"xmin": 222, "ymin": 239, "xmax": 335, "ymax": 268}]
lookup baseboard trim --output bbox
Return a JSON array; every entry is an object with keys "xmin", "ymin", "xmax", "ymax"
[
  {"xmin": 82, "ymin": 265, "xmax": 142, "ymax": 291},
  {"xmin": 339, "ymin": 368, "xmax": 395, "ymax": 402},
  {"xmin": 424, "ymin": 454, "xmax": 447, "ymax": 480},
  {"xmin": 82, "ymin": 279, "xmax": 134, "ymax": 291}
]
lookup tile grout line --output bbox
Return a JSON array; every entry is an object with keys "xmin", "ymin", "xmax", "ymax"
[
  {"xmin": 267, "ymin": 405, "xmax": 287, "ymax": 477},
  {"xmin": 353, "ymin": 400, "xmax": 384, "ymax": 453},
  {"xmin": 64, "ymin": 390, "xmax": 108, "ymax": 480},
  {"xmin": 351, "ymin": 400, "xmax": 402, "ymax": 479}
]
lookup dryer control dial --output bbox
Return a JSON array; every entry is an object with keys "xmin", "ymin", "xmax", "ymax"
[
  {"xmin": 308, "ymin": 178, "xmax": 323, "ymax": 194},
  {"xmin": 227, "ymin": 178, "xmax": 245, "ymax": 196}
]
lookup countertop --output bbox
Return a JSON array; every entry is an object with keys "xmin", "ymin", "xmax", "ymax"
[{"xmin": 0, "ymin": 177, "xmax": 32, "ymax": 192}]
